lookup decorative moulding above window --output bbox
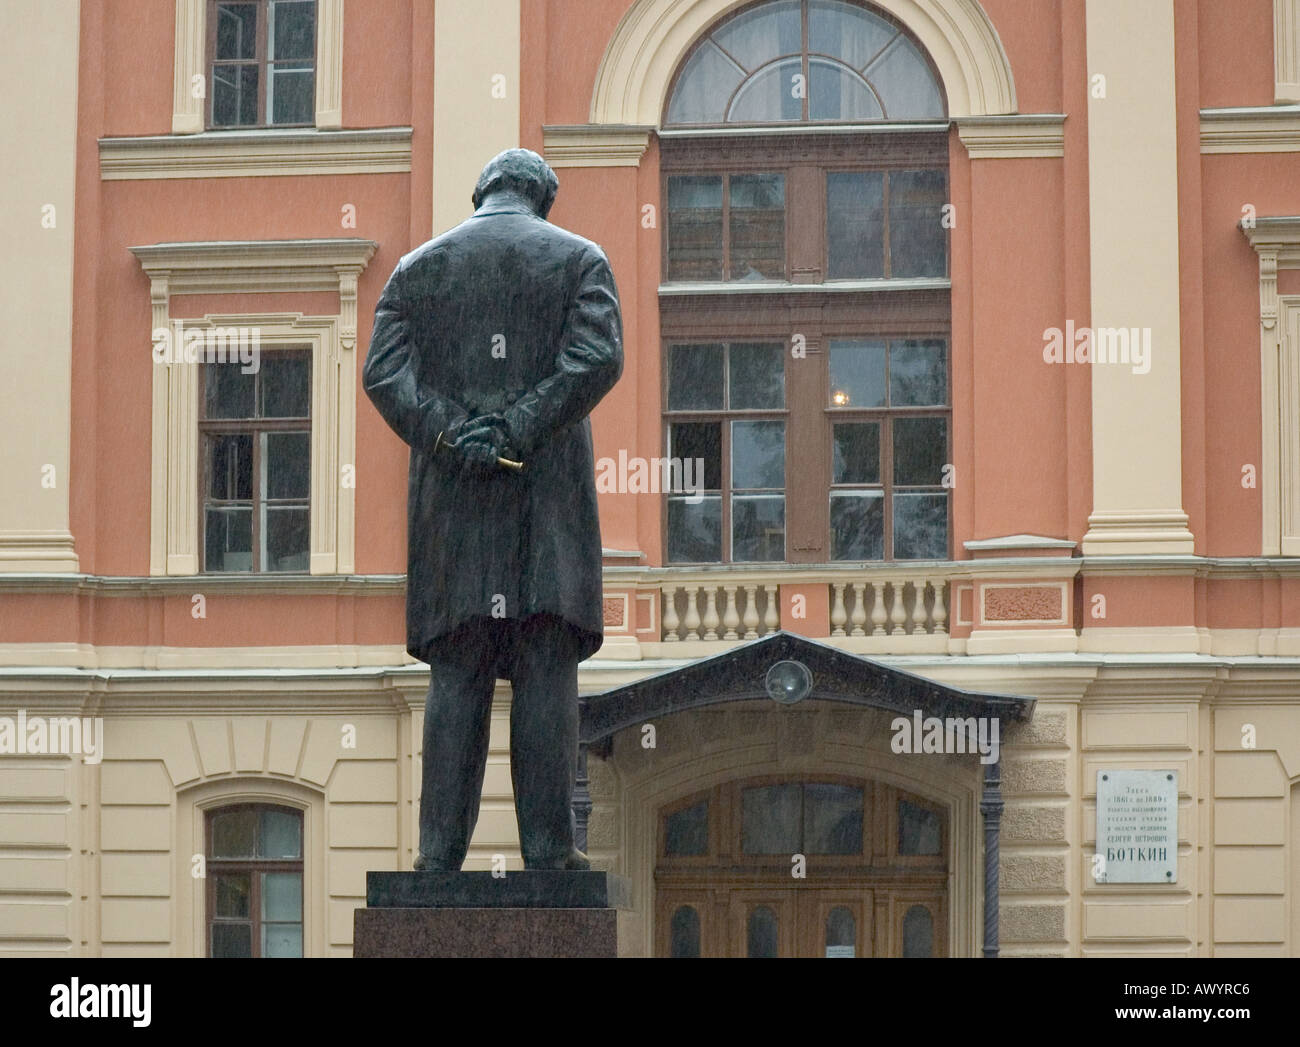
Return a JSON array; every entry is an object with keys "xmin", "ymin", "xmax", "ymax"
[
  {"xmin": 590, "ymin": 0, "xmax": 1016, "ymax": 124},
  {"xmin": 130, "ymin": 238, "xmax": 379, "ymax": 298},
  {"xmin": 99, "ymin": 127, "xmax": 412, "ymax": 180},
  {"xmin": 1200, "ymin": 105, "xmax": 1300, "ymax": 153},
  {"xmin": 542, "ymin": 125, "xmax": 654, "ymax": 168},
  {"xmin": 955, "ymin": 114, "xmax": 1065, "ymax": 158},
  {"xmin": 172, "ymin": 0, "xmax": 344, "ymax": 133}
]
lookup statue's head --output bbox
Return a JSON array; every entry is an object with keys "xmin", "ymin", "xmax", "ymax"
[{"xmin": 472, "ymin": 148, "xmax": 559, "ymax": 219}]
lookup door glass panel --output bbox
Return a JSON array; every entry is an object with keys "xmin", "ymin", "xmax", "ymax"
[
  {"xmin": 671, "ymin": 906, "xmax": 701, "ymax": 958},
  {"xmin": 902, "ymin": 905, "xmax": 934, "ymax": 957},
  {"xmin": 804, "ymin": 784, "xmax": 864, "ymax": 854},
  {"xmin": 742, "ymin": 784, "xmax": 801, "ymax": 854},
  {"xmin": 899, "ymin": 800, "xmax": 943, "ymax": 855},
  {"xmin": 825, "ymin": 906, "xmax": 856, "ymax": 957},
  {"xmin": 665, "ymin": 800, "xmax": 710, "ymax": 856},
  {"xmin": 747, "ymin": 906, "xmax": 780, "ymax": 958}
]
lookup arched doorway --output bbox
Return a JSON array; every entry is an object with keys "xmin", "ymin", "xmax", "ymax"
[{"xmin": 654, "ymin": 776, "xmax": 946, "ymax": 956}]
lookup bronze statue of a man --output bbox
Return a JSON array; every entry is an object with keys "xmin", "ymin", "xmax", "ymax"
[{"xmin": 363, "ymin": 148, "xmax": 623, "ymax": 871}]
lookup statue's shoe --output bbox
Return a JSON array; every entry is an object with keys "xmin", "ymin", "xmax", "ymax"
[
  {"xmin": 413, "ymin": 854, "xmax": 460, "ymax": 872},
  {"xmin": 523, "ymin": 848, "xmax": 591, "ymax": 871}
]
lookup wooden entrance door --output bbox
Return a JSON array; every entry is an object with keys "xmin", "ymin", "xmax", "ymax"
[{"xmin": 655, "ymin": 778, "xmax": 948, "ymax": 957}]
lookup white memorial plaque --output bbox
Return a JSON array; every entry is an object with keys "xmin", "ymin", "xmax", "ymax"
[{"xmin": 1095, "ymin": 770, "xmax": 1177, "ymax": 884}]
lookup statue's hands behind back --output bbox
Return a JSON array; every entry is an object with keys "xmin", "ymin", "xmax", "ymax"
[{"xmin": 445, "ymin": 414, "xmax": 516, "ymax": 475}]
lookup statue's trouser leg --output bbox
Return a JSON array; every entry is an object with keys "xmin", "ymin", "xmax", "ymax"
[
  {"xmin": 509, "ymin": 615, "xmax": 582, "ymax": 866},
  {"xmin": 419, "ymin": 641, "xmax": 496, "ymax": 869}
]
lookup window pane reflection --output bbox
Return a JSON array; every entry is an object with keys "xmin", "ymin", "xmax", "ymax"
[
  {"xmin": 825, "ymin": 906, "xmax": 856, "ymax": 956},
  {"xmin": 671, "ymin": 906, "xmax": 701, "ymax": 958},
  {"xmin": 747, "ymin": 906, "xmax": 780, "ymax": 958},
  {"xmin": 665, "ymin": 800, "xmax": 710, "ymax": 856},
  {"xmin": 902, "ymin": 905, "xmax": 934, "ymax": 957}
]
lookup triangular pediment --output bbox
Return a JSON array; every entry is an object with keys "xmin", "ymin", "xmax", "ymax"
[{"xmin": 581, "ymin": 631, "xmax": 1034, "ymax": 752}]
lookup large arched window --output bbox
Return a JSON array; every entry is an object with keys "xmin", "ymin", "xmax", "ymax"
[
  {"xmin": 666, "ymin": 0, "xmax": 945, "ymax": 126},
  {"xmin": 660, "ymin": 0, "xmax": 951, "ymax": 565}
]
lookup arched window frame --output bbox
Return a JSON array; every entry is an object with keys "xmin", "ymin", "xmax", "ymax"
[{"xmin": 663, "ymin": 0, "xmax": 948, "ymax": 128}]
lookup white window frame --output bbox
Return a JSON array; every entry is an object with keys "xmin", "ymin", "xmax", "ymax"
[
  {"xmin": 131, "ymin": 239, "xmax": 376, "ymax": 575},
  {"xmin": 173, "ymin": 0, "xmax": 344, "ymax": 133},
  {"xmin": 1243, "ymin": 216, "xmax": 1300, "ymax": 554}
]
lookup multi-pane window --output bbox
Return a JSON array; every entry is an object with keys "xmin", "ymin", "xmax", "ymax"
[
  {"xmin": 660, "ymin": 1, "xmax": 950, "ymax": 565},
  {"xmin": 665, "ymin": 0, "xmax": 945, "ymax": 125},
  {"xmin": 827, "ymin": 169, "xmax": 947, "ymax": 278},
  {"xmin": 665, "ymin": 342, "xmax": 787, "ymax": 563},
  {"xmin": 666, "ymin": 174, "xmax": 786, "ymax": 281},
  {"xmin": 201, "ymin": 349, "xmax": 311, "ymax": 572},
  {"xmin": 829, "ymin": 337, "xmax": 949, "ymax": 560},
  {"xmin": 666, "ymin": 165, "xmax": 945, "ymax": 284},
  {"xmin": 208, "ymin": 0, "xmax": 317, "ymax": 128},
  {"xmin": 207, "ymin": 805, "xmax": 304, "ymax": 958}
]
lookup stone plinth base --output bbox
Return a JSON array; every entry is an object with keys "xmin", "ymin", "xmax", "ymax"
[{"xmin": 353, "ymin": 871, "xmax": 630, "ymax": 958}]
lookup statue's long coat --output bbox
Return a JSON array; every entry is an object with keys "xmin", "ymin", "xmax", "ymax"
[{"xmin": 363, "ymin": 203, "xmax": 623, "ymax": 664}]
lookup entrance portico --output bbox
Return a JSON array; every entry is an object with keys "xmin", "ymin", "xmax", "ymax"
[{"xmin": 578, "ymin": 631, "xmax": 1034, "ymax": 956}]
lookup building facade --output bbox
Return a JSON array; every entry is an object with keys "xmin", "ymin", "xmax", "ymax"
[{"xmin": 3, "ymin": 0, "xmax": 1300, "ymax": 957}]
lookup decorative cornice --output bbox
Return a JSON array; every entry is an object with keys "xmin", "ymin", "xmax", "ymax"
[
  {"xmin": 955, "ymin": 114, "xmax": 1065, "ymax": 158},
  {"xmin": 100, "ymin": 127, "xmax": 413, "ymax": 180},
  {"xmin": 1240, "ymin": 214, "xmax": 1300, "ymax": 266},
  {"xmin": 129, "ymin": 238, "xmax": 378, "ymax": 295},
  {"xmin": 1200, "ymin": 105, "xmax": 1300, "ymax": 153},
  {"xmin": 543, "ymin": 124, "xmax": 654, "ymax": 167}
]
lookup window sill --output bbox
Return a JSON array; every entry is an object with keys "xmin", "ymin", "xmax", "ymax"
[
  {"xmin": 658, "ymin": 277, "xmax": 951, "ymax": 296},
  {"xmin": 99, "ymin": 126, "xmax": 413, "ymax": 180}
]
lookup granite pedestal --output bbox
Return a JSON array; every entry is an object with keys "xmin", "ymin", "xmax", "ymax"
[{"xmin": 353, "ymin": 870, "xmax": 631, "ymax": 958}]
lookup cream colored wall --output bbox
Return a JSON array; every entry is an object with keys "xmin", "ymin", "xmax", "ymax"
[
  {"xmin": 432, "ymin": 1, "xmax": 521, "ymax": 236},
  {"xmin": 0, "ymin": 0, "xmax": 80, "ymax": 571},
  {"xmin": 6, "ymin": 665, "xmax": 1300, "ymax": 957},
  {"xmin": 0, "ymin": 705, "xmax": 412, "ymax": 958},
  {"xmin": 1081, "ymin": 0, "xmax": 1194, "ymax": 555}
]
